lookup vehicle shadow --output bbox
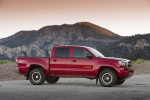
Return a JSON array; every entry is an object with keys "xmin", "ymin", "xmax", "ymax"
[
  {"xmin": 22, "ymin": 81, "xmax": 149, "ymax": 88},
  {"xmin": 23, "ymin": 82, "xmax": 99, "ymax": 87}
]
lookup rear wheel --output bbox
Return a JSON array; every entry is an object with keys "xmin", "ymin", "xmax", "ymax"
[
  {"xmin": 46, "ymin": 76, "xmax": 59, "ymax": 83},
  {"xmin": 116, "ymin": 80, "xmax": 125, "ymax": 85},
  {"xmin": 99, "ymin": 69, "xmax": 117, "ymax": 87},
  {"xmin": 29, "ymin": 68, "xmax": 46, "ymax": 85}
]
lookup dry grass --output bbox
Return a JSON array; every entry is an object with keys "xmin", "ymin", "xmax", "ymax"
[
  {"xmin": 0, "ymin": 60, "xmax": 12, "ymax": 64},
  {"xmin": 133, "ymin": 59, "xmax": 150, "ymax": 64}
]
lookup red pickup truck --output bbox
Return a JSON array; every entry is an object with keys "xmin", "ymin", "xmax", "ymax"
[{"xmin": 16, "ymin": 45, "xmax": 134, "ymax": 87}]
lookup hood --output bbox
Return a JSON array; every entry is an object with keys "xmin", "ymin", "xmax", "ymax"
[{"xmin": 100, "ymin": 57, "xmax": 130, "ymax": 62}]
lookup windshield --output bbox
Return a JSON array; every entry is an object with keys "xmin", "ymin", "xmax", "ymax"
[{"xmin": 87, "ymin": 47, "xmax": 104, "ymax": 57}]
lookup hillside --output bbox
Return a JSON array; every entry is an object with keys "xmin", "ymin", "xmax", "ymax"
[
  {"xmin": 0, "ymin": 22, "xmax": 121, "ymax": 60},
  {"xmin": 101, "ymin": 34, "xmax": 150, "ymax": 60}
]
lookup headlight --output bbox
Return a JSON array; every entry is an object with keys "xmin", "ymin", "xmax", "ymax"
[{"xmin": 118, "ymin": 60, "xmax": 128, "ymax": 66}]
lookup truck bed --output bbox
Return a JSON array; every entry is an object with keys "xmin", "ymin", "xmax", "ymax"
[{"xmin": 17, "ymin": 56, "xmax": 50, "ymax": 75}]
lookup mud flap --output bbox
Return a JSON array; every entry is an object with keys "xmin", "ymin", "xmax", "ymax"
[
  {"xmin": 26, "ymin": 75, "xmax": 29, "ymax": 80},
  {"xmin": 96, "ymin": 77, "xmax": 98, "ymax": 84}
]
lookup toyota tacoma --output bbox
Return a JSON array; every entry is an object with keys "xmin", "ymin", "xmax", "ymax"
[{"xmin": 16, "ymin": 45, "xmax": 134, "ymax": 87}]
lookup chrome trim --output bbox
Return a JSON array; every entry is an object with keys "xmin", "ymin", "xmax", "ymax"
[{"xmin": 118, "ymin": 59, "xmax": 132, "ymax": 68}]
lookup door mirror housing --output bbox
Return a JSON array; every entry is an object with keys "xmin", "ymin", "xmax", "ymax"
[{"xmin": 86, "ymin": 54, "xmax": 93, "ymax": 58}]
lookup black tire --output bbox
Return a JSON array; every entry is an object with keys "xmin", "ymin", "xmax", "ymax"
[
  {"xmin": 46, "ymin": 76, "xmax": 59, "ymax": 83},
  {"xmin": 99, "ymin": 69, "xmax": 117, "ymax": 87},
  {"xmin": 29, "ymin": 68, "xmax": 46, "ymax": 85},
  {"xmin": 116, "ymin": 80, "xmax": 125, "ymax": 85}
]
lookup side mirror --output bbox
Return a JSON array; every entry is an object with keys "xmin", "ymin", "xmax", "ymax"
[{"xmin": 86, "ymin": 54, "xmax": 93, "ymax": 58}]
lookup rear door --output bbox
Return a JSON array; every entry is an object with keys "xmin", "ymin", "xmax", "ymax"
[{"xmin": 50, "ymin": 47, "xmax": 71, "ymax": 75}]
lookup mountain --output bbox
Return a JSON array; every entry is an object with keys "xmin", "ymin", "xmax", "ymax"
[
  {"xmin": 101, "ymin": 33, "xmax": 150, "ymax": 60},
  {"xmin": 0, "ymin": 22, "xmax": 121, "ymax": 60}
]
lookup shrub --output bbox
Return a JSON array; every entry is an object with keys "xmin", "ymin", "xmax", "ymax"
[
  {"xmin": 0, "ymin": 60, "xmax": 12, "ymax": 64},
  {"xmin": 133, "ymin": 59, "xmax": 150, "ymax": 64}
]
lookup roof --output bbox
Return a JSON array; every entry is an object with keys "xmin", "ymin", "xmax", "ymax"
[{"xmin": 53, "ymin": 45, "xmax": 92, "ymax": 49}]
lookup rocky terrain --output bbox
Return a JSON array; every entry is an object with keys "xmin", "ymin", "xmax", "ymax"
[{"xmin": 0, "ymin": 62, "xmax": 150, "ymax": 81}]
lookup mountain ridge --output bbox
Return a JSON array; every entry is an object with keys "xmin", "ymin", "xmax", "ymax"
[
  {"xmin": 0, "ymin": 22, "xmax": 121, "ymax": 60},
  {"xmin": 0, "ymin": 22, "xmax": 149, "ymax": 61},
  {"xmin": 0, "ymin": 22, "xmax": 121, "ymax": 48}
]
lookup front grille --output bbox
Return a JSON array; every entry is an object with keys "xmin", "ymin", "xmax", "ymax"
[{"xmin": 128, "ymin": 61, "xmax": 132, "ymax": 68}]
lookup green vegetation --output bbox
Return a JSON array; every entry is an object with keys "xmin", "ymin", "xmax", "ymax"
[
  {"xmin": 133, "ymin": 59, "xmax": 150, "ymax": 64},
  {"xmin": 127, "ymin": 47, "xmax": 150, "ymax": 61},
  {"xmin": 0, "ymin": 60, "xmax": 12, "ymax": 64},
  {"xmin": 100, "ymin": 33, "xmax": 150, "ymax": 61}
]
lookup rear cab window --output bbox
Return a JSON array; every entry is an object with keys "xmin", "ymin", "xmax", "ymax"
[{"xmin": 54, "ymin": 48, "xmax": 70, "ymax": 58}]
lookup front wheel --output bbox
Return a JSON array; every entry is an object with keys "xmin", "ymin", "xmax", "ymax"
[
  {"xmin": 46, "ymin": 76, "xmax": 59, "ymax": 83},
  {"xmin": 29, "ymin": 68, "xmax": 46, "ymax": 85},
  {"xmin": 99, "ymin": 69, "xmax": 117, "ymax": 87}
]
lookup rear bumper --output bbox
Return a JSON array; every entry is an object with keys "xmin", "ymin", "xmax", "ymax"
[{"xmin": 15, "ymin": 66, "xmax": 20, "ymax": 74}]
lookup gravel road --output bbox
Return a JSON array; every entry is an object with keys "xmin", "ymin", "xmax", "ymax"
[{"xmin": 0, "ymin": 75, "xmax": 150, "ymax": 100}]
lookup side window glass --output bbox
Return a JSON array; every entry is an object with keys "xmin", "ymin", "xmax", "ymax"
[
  {"xmin": 74, "ymin": 48, "xmax": 90, "ymax": 58},
  {"xmin": 55, "ymin": 48, "xmax": 70, "ymax": 57}
]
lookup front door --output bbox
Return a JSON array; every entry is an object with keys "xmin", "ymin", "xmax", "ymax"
[{"xmin": 70, "ymin": 47, "xmax": 95, "ymax": 76}]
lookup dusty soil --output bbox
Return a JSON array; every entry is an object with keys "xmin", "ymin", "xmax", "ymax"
[
  {"xmin": 0, "ymin": 62, "xmax": 150, "ymax": 81},
  {"xmin": 133, "ymin": 63, "xmax": 150, "ymax": 74},
  {"xmin": 0, "ymin": 62, "xmax": 25, "ymax": 81}
]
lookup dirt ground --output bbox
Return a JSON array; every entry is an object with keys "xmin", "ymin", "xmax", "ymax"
[
  {"xmin": 0, "ymin": 62, "xmax": 150, "ymax": 81},
  {"xmin": 0, "ymin": 62, "xmax": 25, "ymax": 81},
  {"xmin": 1, "ymin": 75, "xmax": 150, "ymax": 100}
]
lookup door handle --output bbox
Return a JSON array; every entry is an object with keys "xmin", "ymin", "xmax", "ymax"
[
  {"xmin": 84, "ymin": 66, "xmax": 92, "ymax": 69},
  {"xmin": 53, "ymin": 59, "xmax": 57, "ymax": 62},
  {"xmin": 72, "ymin": 60, "xmax": 77, "ymax": 62}
]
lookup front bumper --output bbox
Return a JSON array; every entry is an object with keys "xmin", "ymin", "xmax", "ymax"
[
  {"xmin": 118, "ymin": 67, "xmax": 134, "ymax": 79},
  {"xmin": 125, "ymin": 69, "xmax": 134, "ymax": 79}
]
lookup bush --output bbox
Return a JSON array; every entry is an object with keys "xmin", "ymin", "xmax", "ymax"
[
  {"xmin": 133, "ymin": 59, "xmax": 150, "ymax": 64},
  {"xmin": 0, "ymin": 60, "xmax": 12, "ymax": 64}
]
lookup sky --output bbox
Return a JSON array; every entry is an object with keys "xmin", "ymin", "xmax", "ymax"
[{"xmin": 0, "ymin": 0, "xmax": 150, "ymax": 39}]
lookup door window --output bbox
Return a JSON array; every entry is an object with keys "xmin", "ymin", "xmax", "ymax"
[
  {"xmin": 74, "ymin": 48, "xmax": 90, "ymax": 58},
  {"xmin": 55, "ymin": 48, "xmax": 70, "ymax": 57}
]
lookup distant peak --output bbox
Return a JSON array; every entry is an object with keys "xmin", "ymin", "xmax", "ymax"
[
  {"xmin": 37, "ymin": 22, "xmax": 121, "ymax": 37},
  {"xmin": 75, "ymin": 22, "xmax": 120, "ymax": 37},
  {"xmin": 75, "ymin": 22, "xmax": 95, "ymax": 25}
]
